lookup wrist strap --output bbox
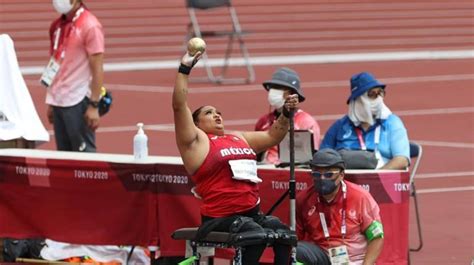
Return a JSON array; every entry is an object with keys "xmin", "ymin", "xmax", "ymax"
[{"xmin": 178, "ymin": 63, "xmax": 192, "ymax": 75}]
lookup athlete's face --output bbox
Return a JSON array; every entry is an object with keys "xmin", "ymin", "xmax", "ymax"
[{"xmin": 195, "ymin": 106, "xmax": 224, "ymax": 135}]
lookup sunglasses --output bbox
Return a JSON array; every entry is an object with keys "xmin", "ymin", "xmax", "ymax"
[
  {"xmin": 311, "ymin": 171, "xmax": 341, "ymax": 178},
  {"xmin": 367, "ymin": 89, "xmax": 385, "ymax": 99}
]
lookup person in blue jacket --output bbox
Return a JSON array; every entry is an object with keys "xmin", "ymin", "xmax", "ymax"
[{"xmin": 320, "ymin": 72, "xmax": 410, "ymax": 170}]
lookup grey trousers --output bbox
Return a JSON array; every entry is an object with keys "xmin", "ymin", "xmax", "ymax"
[
  {"xmin": 52, "ymin": 97, "xmax": 96, "ymax": 152},
  {"xmin": 296, "ymin": 241, "xmax": 331, "ymax": 265}
]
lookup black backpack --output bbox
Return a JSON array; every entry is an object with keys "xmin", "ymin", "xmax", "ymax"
[{"xmin": 3, "ymin": 238, "xmax": 44, "ymax": 262}]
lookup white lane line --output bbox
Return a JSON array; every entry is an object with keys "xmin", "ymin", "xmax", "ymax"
[
  {"xmin": 396, "ymin": 107, "xmax": 474, "ymax": 117},
  {"xmin": 418, "ymin": 186, "xmax": 474, "ymax": 194},
  {"xmin": 16, "ymin": 36, "xmax": 474, "ymax": 58},
  {"xmin": 11, "ymin": 28, "xmax": 474, "ymax": 49},
  {"xmin": 128, "ymin": 74, "xmax": 474, "ymax": 94},
  {"xmin": 414, "ymin": 140, "xmax": 474, "ymax": 149},
  {"xmin": 297, "ymin": 107, "xmax": 474, "ymax": 121},
  {"xmin": 25, "ymin": 73, "xmax": 472, "ymax": 94},
  {"xmin": 20, "ymin": 50, "xmax": 474, "ymax": 75},
  {"xmin": 18, "ymin": 45, "xmax": 474, "ymax": 67},
  {"xmin": 309, "ymin": 107, "xmax": 474, "ymax": 122},
  {"xmin": 44, "ymin": 107, "xmax": 474, "ymax": 135},
  {"xmin": 98, "ymin": 74, "xmax": 474, "ymax": 93},
  {"xmin": 417, "ymin": 171, "xmax": 474, "ymax": 179}
]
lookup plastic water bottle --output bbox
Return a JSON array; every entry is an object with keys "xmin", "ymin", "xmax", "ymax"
[{"xmin": 133, "ymin": 123, "xmax": 148, "ymax": 161}]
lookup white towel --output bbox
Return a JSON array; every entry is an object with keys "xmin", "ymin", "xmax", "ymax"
[
  {"xmin": 348, "ymin": 93, "xmax": 392, "ymax": 127},
  {"xmin": 0, "ymin": 34, "xmax": 49, "ymax": 143},
  {"xmin": 40, "ymin": 239, "xmax": 150, "ymax": 264}
]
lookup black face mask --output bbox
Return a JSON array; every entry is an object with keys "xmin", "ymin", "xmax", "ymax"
[{"xmin": 315, "ymin": 178, "xmax": 338, "ymax": 195}]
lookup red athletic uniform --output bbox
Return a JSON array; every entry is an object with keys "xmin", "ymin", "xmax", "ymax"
[
  {"xmin": 192, "ymin": 134, "xmax": 260, "ymax": 217},
  {"xmin": 296, "ymin": 181, "xmax": 381, "ymax": 262}
]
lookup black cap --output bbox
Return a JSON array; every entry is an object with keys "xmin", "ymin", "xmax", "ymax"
[
  {"xmin": 262, "ymin": 67, "xmax": 305, "ymax": 102},
  {"xmin": 310, "ymin": 149, "xmax": 345, "ymax": 169}
]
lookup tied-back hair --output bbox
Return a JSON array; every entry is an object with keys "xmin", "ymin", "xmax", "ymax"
[{"xmin": 192, "ymin": 106, "xmax": 206, "ymax": 125}]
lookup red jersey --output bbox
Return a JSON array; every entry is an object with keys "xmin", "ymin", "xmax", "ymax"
[
  {"xmin": 192, "ymin": 134, "xmax": 260, "ymax": 218},
  {"xmin": 296, "ymin": 181, "xmax": 381, "ymax": 263}
]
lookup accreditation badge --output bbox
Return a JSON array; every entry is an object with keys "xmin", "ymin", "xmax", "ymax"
[
  {"xmin": 328, "ymin": 245, "xmax": 350, "ymax": 265},
  {"xmin": 40, "ymin": 57, "xmax": 61, "ymax": 87}
]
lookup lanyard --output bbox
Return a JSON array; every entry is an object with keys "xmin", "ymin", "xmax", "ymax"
[
  {"xmin": 317, "ymin": 181, "xmax": 347, "ymax": 239},
  {"xmin": 355, "ymin": 125, "xmax": 381, "ymax": 151},
  {"xmin": 355, "ymin": 128, "xmax": 366, "ymax": 150},
  {"xmin": 53, "ymin": 7, "xmax": 84, "ymax": 59}
]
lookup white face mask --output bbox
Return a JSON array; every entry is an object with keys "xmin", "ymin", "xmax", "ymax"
[
  {"xmin": 348, "ymin": 93, "xmax": 374, "ymax": 126},
  {"xmin": 267, "ymin": 89, "xmax": 285, "ymax": 109},
  {"xmin": 370, "ymin": 96, "xmax": 383, "ymax": 115},
  {"xmin": 53, "ymin": 0, "xmax": 74, "ymax": 14}
]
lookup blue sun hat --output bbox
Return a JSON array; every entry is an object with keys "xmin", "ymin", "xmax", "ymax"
[{"xmin": 347, "ymin": 72, "xmax": 386, "ymax": 104}]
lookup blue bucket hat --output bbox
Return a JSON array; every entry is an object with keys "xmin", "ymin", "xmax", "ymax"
[
  {"xmin": 262, "ymin": 67, "xmax": 305, "ymax": 102},
  {"xmin": 347, "ymin": 72, "xmax": 386, "ymax": 104}
]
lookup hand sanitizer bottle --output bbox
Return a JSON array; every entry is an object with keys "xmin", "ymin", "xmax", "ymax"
[{"xmin": 134, "ymin": 123, "xmax": 148, "ymax": 161}]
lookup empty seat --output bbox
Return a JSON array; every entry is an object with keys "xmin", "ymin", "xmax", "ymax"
[{"xmin": 184, "ymin": 0, "xmax": 255, "ymax": 84}]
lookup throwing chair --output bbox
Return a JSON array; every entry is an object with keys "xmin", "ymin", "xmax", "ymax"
[{"xmin": 172, "ymin": 227, "xmax": 270, "ymax": 264}]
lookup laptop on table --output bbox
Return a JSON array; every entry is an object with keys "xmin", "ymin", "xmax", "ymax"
[{"xmin": 277, "ymin": 130, "xmax": 315, "ymax": 168}]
